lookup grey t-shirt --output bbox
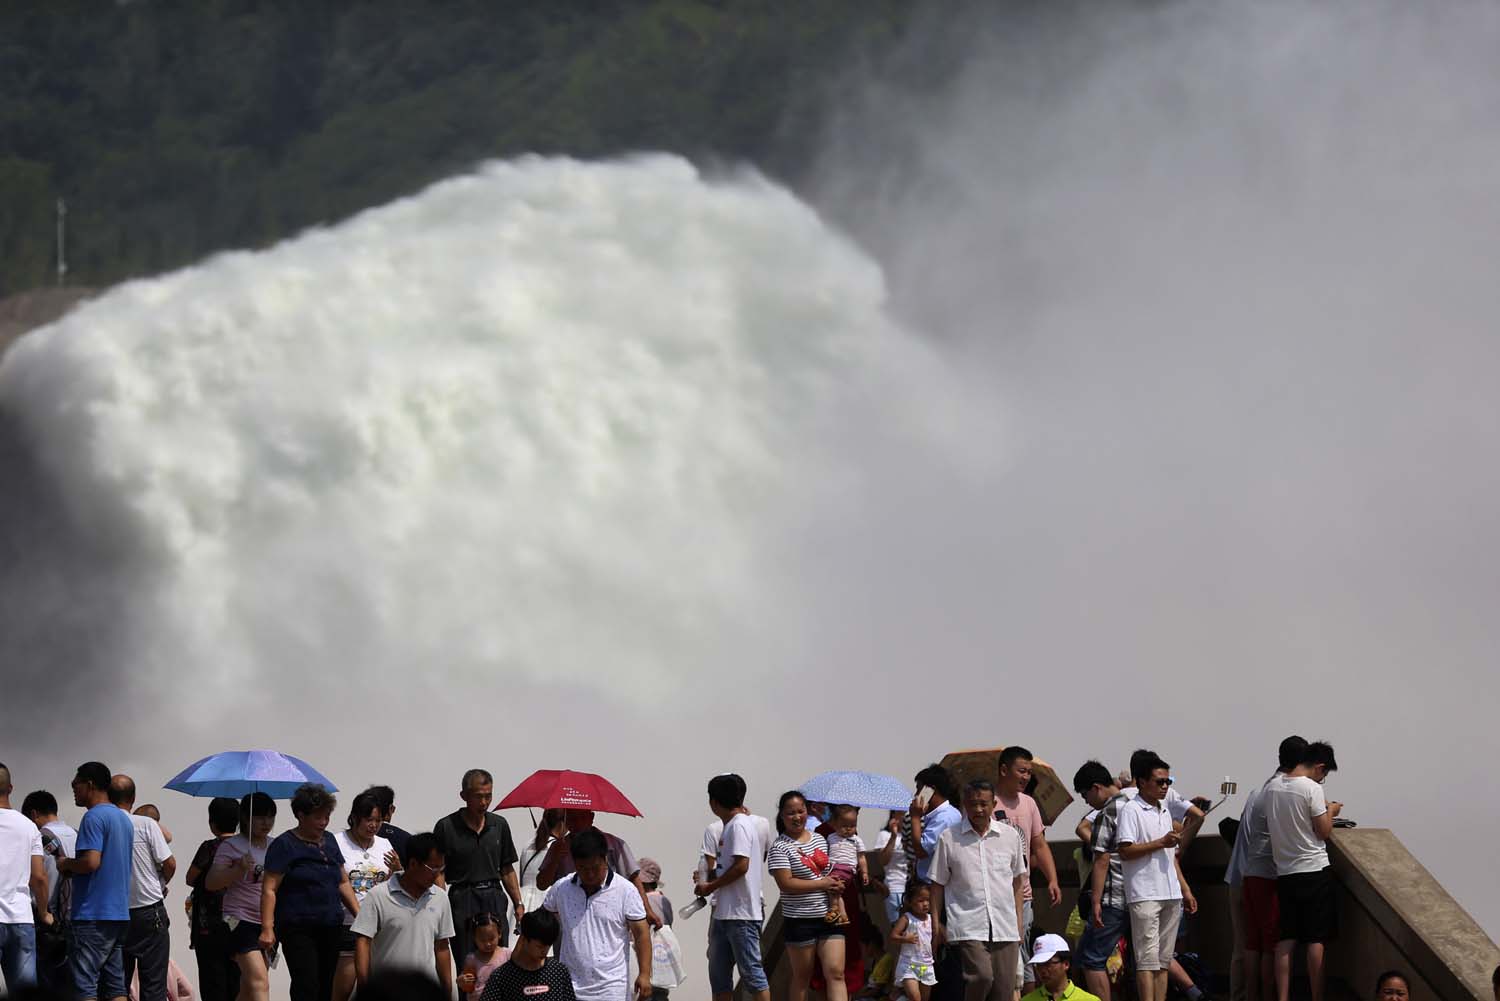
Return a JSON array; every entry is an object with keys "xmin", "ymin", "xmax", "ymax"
[{"xmin": 350, "ymin": 879, "xmax": 456, "ymax": 978}]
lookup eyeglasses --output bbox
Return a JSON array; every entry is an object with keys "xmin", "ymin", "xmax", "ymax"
[
  {"xmin": 417, "ymin": 859, "xmax": 446, "ymax": 875},
  {"xmin": 1152, "ymin": 777, "xmax": 1172, "ymax": 787}
]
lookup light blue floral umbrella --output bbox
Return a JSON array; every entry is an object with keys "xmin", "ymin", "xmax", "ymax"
[{"xmin": 798, "ymin": 770, "xmax": 910, "ymax": 811}]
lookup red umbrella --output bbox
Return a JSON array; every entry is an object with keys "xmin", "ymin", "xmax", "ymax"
[{"xmin": 493, "ymin": 769, "xmax": 643, "ymax": 817}]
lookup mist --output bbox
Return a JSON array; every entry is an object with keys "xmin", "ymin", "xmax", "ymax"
[{"xmin": 3, "ymin": 1, "xmax": 1500, "ymax": 996}]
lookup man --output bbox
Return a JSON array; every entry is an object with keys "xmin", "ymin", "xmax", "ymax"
[
  {"xmin": 107, "ymin": 774, "xmax": 175, "ymax": 1001},
  {"xmin": 1116, "ymin": 753, "xmax": 1198, "ymax": 1001},
  {"xmin": 1263, "ymin": 741, "xmax": 1341, "ymax": 1001},
  {"xmin": 997, "ymin": 746, "xmax": 1061, "ymax": 992},
  {"xmin": 478, "ymin": 909, "xmax": 577, "ymax": 1001},
  {"xmin": 696, "ymin": 774, "xmax": 772, "ymax": 921},
  {"xmin": 434, "ymin": 770, "xmax": 524, "ymax": 976},
  {"xmin": 911, "ymin": 764, "xmax": 961, "ymax": 885},
  {"xmin": 537, "ymin": 809, "xmax": 659, "ymax": 930},
  {"xmin": 1021, "ymin": 934, "xmax": 1100, "ymax": 1001},
  {"xmin": 929, "ymin": 780, "xmax": 1028, "ymax": 1001},
  {"xmin": 1, "ymin": 763, "xmax": 49, "ymax": 991},
  {"xmin": 56, "ymin": 761, "xmax": 134, "ymax": 1001},
  {"xmin": 352, "ymin": 832, "xmax": 455, "ymax": 993},
  {"xmin": 692, "ymin": 773, "xmax": 769, "ymax": 1001},
  {"xmin": 365, "ymin": 785, "xmax": 411, "ymax": 861},
  {"xmin": 1120, "ymin": 750, "xmax": 1207, "ymax": 851},
  {"xmin": 1070, "ymin": 761, "xmax": 1128, "ymax": 1001},
  {"xmin": 21, "ymin": 789, "xmax": 75, "ymax": 993},
  {"xmin": 543, "ymin": 829, "xmax": 650, "ymax": 1001},
  {"xmin": 1226, "ymin": 736, "xmax": 1307, "ymax": 1001}
]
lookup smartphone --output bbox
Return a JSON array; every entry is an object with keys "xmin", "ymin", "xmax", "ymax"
[
  {"xmin": 916, "ymin": 786, "xmax": 934, "ymax": 810},
  {"xmin": 265, "ymin": 943, "xmax": 280, "ymax": 970}
]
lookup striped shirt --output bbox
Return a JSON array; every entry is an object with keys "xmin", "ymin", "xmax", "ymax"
[
  {"xmin": 1088, "ymin": 793, "xmax": 1129, "ymax": 911},
  {"xmin": 767, "ymin": 832, "xmax": 831, "ymax": 919}
]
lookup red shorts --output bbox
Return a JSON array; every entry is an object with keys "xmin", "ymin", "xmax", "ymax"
[{"xmin": 1242, "ymin": 875, "xmax": 1280, "ymax": 952}]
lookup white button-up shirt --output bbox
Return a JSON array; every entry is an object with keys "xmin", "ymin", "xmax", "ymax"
[{"xmin": 928, "ymin": 819, "xmax": 1028, "ymax": 943}]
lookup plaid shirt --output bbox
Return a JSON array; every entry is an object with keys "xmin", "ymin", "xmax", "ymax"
[{"xmin": 1088, "ymin": 793, "xmax": 1129, "ymax": 910}]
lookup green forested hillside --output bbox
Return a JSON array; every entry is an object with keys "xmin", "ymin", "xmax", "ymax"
[{"xmin": 0, "ymin": 0, "xmax": 911, "ymax": 293}]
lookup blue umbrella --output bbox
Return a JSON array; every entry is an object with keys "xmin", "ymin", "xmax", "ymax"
[
  {"xmin": 165, "ymin": 749, "xmax": 337, "ymax": 799},
  {"xmin": 799, "ymin": 770, "xmax": 911, "ymax": 811}
]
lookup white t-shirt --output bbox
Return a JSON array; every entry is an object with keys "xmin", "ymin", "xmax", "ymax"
[
  {"xmin": 1122, "ymin": 785, "xmax": 1192, "ymax": 823},
  {"xmin": 335, "ymin": 830, "xmax": 394, "ymax": 926},
  {"xmin": 1261, "ymin": 774, "xmax": 1330, "ymax": 875},
  {"xmin": 875, "ymin": 830, "xmax": 908, "ymax": 897},
  {"xmin": 1114, "ymin": 796, "xmax": 1181, "ymax": 903},
  {"xmin": 713, "ymin": 813, "xmax": 766, "ymax": 922},
  {"xmin": 0, "ymin": 808, "xmax": 44, "ymax": 924},
  {"xmin": 544, "ymin": 871, "xmax": 648, "ymax": 1001},
  {"xmin": 826, "ymin": 832, "xmax": 865, "ymax": 870},
  {"xmin": 127, "ymin": 814, "xmax": 174, "ymax": 908}
]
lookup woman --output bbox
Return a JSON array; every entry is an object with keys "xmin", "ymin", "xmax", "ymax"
[
  {"xmin": 516, "ymin": 809, "xmax": 565, "ymax": 916},
  {"xmin": 331, "ymin": 791, "xmax": 394, "ymax": 1001},
  {"xmin": 767, "ymin": 790, "xmax": 849, "ymax": 1001},
  {"xmin": 1374, "ymin": 972, "xmax": 1411, "ymax": 1001},
  {"xmin": 260, "ymin": 783, "xmax": 359, "ymax": 1001},
  {"xmin": 205, "ymin": 793, "xmax": 276, "ymax": 1001}
]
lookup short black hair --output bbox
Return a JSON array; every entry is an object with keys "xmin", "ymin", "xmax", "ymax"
[
  {"xmin": 999, "ymin": 746, "xmax": 1033, "ymax": 771},
  {"xmin": 21, "ymin": 790, "xmax": 58, "ymax": 819},
  {"xmin": 364, "ymin": 785, "xmax": 396, "ymax": 816},
  {"xmin": 707, "ymin": 774, "xmax": 746, "ymax": 810},
  {"xmin": 914, "ymin": 764, "xmax": 954, "ymax": 802},
  {"xmin": 832, "ymin": 803, "xmax": 859, "ymax": 821},
  {"xmin": 403, "ymin": 832, "xmax": 441, "ymax": 867},
  {"xmin": 1302, "ymin": 741, "xmax": 1338, "ymax": 772},
  {"xmin": 570, "ymin": 827, "xmax": 609, "ymax": 862},
  {"xmin": 461, "ymin": 769, "xmax": 493, "ymax": 792},
  {"xmin": 1278, "ymin": 735, "xmax": 1309, "ymax": 772},
  {"xmin": 291, "ymin": 783, "xmax": 336, "ymax": 819},
  {"xmin": 1373, "ymin": 971, "xmax": 1408, "ymax": 996},
  {"xmin": 1132, "ymin": 752, "xmax": 1169, "ymax": 783},
  {"xmin": 239, "ymin": 792, "xmax": 277, "ymax": 834},
  {"xmin": 348, "ymin": 791, "xmax": 383, "ymax": 829},
  {"xmin": 1072, "ymin": 761, "xmax": 1113, "ymax": 794},
  {"xmin": 74, "ymin": 761, "xmax": 111, "ymax": 791},
  {"xmin": 964, "ymin": 779, "xmax": 996, "ymax": 798},
  {"xmin": 519, "ymin": 908, "xmax": 560, "ymax": 946},
  {"xmin": 208, "ymin": 797, "xmax": 240, "ymax": 835},
  {"xmin": 775, "ymin": 791, "xmax": 806, "ymax": 836}
]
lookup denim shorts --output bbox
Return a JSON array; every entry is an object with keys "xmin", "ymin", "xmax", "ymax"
[
  {"xmin": 708, "ymin": 917, "xmax": 769, "ymax": 993},
  {"xmin": 1077, "ymin": 905, "xmax": 1128, "ymax": 970},
  {"xmin": 71, "ymin": 919, "xmax": 129, "ymax": 1000},
  {"xmin": 782, "ymin": 915, "xmax": 845, "ymax": 947},
  {"xmin": 0, "ymin": 921, "xmax": 38, "ymax": 990}
]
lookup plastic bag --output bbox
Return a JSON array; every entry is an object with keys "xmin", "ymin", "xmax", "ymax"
[{"xmin": 650, "ymin": 925, "xmax": 687, "ymax": 989}]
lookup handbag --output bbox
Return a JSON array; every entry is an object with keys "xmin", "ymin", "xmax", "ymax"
[{"xmin": 649, "ymin": 925, "xmax": 687, "ymax": 989}]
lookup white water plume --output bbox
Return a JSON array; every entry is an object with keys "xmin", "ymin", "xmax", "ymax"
[{"xmin": 0, "ymin": 154, "xmax": 976, "ymax": 710}]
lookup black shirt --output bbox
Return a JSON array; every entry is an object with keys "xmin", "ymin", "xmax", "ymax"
[
  {"xmin": 478, "ymin": 958, "xmax": 577, "ymax": 1001},
  {"xmin": 433, "ymin": 811, "xmax": 518, "ymax": 887},
  {"xmin": 378, "ymin": 822, "xmax": 410, "ymax": 860}
]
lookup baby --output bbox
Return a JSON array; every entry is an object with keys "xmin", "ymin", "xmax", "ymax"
[{"xmin": 824, "ymin": 804, "xmax": 869, "ymax": 924}]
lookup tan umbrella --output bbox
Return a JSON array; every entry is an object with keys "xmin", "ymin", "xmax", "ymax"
[{"xmin": 939, "ymin": 747, "xmax": 1074, "ymax": 826}]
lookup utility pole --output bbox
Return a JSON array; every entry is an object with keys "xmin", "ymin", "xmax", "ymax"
[{"xmin": 56, "ymin": 197, "xmax": 68, "ymax": 287}]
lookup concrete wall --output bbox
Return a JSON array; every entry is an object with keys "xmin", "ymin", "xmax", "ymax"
[{"xmin": 757, "ymin": 829, "xmax": 1500, "ymax": 1001}]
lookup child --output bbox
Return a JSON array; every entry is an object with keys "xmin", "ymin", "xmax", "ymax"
[
  {"xmin": 825, "ymin": 805, "xmax": 869, "ymax": 925},
  {"xmin": 890, "ymin": 884, "xmax": 936, "ymax": 1001},
  {"xmin": 457, "ymin": 912, "xmax": 511, "ymax": 996}
]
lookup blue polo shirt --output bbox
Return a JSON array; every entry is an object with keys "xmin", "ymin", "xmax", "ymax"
[
  {"xmin": 73, "ymin": 803, "xmax": 135, "ymax": 921},
  {"xmin": 265, "ymin": 830, "xmax": 347, "ymax": 926}
]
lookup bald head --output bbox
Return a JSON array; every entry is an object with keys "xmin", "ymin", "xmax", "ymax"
[{"xmin": 109, "ymin": 774, "xmax": 137, "ymax": 809}]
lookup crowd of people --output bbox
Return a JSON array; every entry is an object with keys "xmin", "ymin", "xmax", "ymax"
[{"xmin": 0, "ymin": 746, "xmax": 1494, "ymax": 1001}]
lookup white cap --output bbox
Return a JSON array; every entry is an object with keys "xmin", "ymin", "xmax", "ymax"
[{"xmin": 1029, "ymin": 933, "xmax": 1071, "ymax": 965}]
